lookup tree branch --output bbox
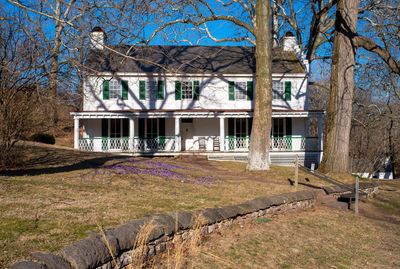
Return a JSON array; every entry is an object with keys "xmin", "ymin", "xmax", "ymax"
[{"xmin": 354, "ymin": 34, "xmax": 400, "ymax": 75}]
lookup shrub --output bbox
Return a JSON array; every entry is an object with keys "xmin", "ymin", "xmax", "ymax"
[{"xmin": 30, "ymin": 133, "xmax": 55, "ymax": 145}]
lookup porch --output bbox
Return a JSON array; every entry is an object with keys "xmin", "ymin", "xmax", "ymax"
[{"xmin": 71, "ymin": 110, "xmax": 324, "ymax": 163}]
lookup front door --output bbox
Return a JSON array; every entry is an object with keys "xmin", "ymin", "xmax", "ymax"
[{"xmin": 180, "ymin": 119, "xmax": 193, "ymax": 151}]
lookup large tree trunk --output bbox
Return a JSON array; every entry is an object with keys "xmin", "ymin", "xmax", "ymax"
[
  {"xmin": 247, "ymin": 0, "xmax": 272, "ymax": 171},
  {"xmin": 319, "ymin": 0, "xmax": 359, "ymax": 173}
]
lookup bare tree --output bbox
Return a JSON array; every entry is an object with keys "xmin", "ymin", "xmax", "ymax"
[
  {"xmin": 8, "ymin": 0, "xmax": 93, "ymax": 124},
  {"xmin": 0, "ymin": 11, "xmax": 45, "ymax": 167}
]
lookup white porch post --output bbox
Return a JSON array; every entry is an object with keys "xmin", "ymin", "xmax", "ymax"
[
  {"xmin": 219, "ymin": 117, "xmax": 225, "ymax": 151},
  {"xmin": 175, "ymin": 117, "xmax": 181, "ymax": 151},
  {"xmin": 318, "ymin": 116, "xmax": 323, "ymax": 161},
  {"xmin": 129, "ymin": 118, "xmax": 135, "ymax": 151},
  {"xmin": 74, "ymin": 117, "xmax": 79, "ymax": 149}
]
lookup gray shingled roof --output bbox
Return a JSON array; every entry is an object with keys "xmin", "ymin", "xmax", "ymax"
[{"xmin": 85, "ymin": 45, "xmax": 305, "ymax": 74}]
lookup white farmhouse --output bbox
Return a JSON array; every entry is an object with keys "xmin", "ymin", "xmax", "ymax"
[{"xmin": 71, "ymin": 28, "xmax": 324, "ymax": 166}]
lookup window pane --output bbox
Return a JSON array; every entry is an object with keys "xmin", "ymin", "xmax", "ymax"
[
  {"xmin": 235, "ymin": 82, "xmax": 247, "ymax": 100},
  {"xmin": 272, "ymin": 81, "xmax": 284, "ymax": 100},
  {"xmin": 147, "ymin": 81, "xmax": 157, "ymax": 100},
  {"xmin": 109, "ymin": 80, "xmax": 121, "ymax": 99},
  {"xmin": 235, "ymin": 118, "xmax": 246, "ymax": 137},
  {"xmin": 110, "ymin": 119, "xmax": 121, "ymax": 138},
  {"xmin": 146, "ymin": 119, "xmax": 158, "ymax": 138},
  {"xmin": 181, "ymin": 81, "xmax": 193, "ymax": 99},
  {"xmin": 273, "ymin": 118, "xmax": 284, "ymax": 137}
]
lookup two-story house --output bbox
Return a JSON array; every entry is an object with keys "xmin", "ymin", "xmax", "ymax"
[{"xmin": 71, "ymin": 27, "xmax": 324, "ymax": 166}]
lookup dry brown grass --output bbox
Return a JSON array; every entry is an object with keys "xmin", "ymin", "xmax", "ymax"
[
  {"xmin": 181, "ymin": 181, "xmax": 400, "ymax": 269},
  {"xmin": 0, "ymin": 142, "xmax": 377, "ymax": 268},
  {"xmin": 0, "ymin": 142, "xmax": 325, "ymax": 267}
]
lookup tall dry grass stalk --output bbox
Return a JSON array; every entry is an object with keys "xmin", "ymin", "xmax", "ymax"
[
  {"xmin": 98, "ymin": 224, "xmax": 119, "ymax": 269},
  {"xmin": 188, "ymin": 213, "xmax": 203, "ymax": 256},
  {"xmin": 131, "ymin": 220, "xmax": 156, "ymax": 269}
]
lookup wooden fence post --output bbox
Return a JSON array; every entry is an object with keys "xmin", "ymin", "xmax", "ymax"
[
  {"xmin": 295, "ymin": 155, "xmax": 298, "ymax": 190},
  {"xmin": 355, "ymin": 176, "xmax": 359, "ymax": 214}
]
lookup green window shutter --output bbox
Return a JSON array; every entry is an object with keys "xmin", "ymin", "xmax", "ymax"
[
  {"xmin": 193, "ymin": 80, "xmax": 200, "ymax": 100},
  {"xmin": 247, "ymin": 81, "xmax": 253, "ymax": 100},
  {"xmin": 228, "ymin": 81, "xmax": 235, "ymax": 100},
  {"xmin": 157, "ymin": 80, "xmax": 164, "ymax": 100},
  {"xmin": 139, "ymin": 81, "xmax": 146, "ymax": 100},
  {"xmin": 286, "ymin": 118, "xmax": 292, "ymax": 150},
  {"xmin": 102, "ymin": 80, "xmax": 109, "ymax": 100},
  {"xmin": 122, "ymin": 80, "xmax": 128, "ymax": 100},
  {"xmin": 285, "ymin": 81, "xmax": 292, "ymax": 101},
  {"xmin": 175, "ymin": 81, "xmax": 181, "ymax": 100}
]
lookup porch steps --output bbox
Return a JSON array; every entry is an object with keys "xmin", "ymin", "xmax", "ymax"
[
  {"xmin": 207, "ymin": 153, "xmax": 320, "ymax": 167},
  {"xmin": 207, "ymin": 155, "xmax": 247, "ymax": 162}
]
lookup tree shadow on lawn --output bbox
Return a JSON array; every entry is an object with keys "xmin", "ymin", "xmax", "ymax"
[
  {"xmin": 0, "ymin": 155, "xmax": 130, "ymax": 177},
  {"xmin": 0, "ymin": 144, "xmax": 131, "ymax": 176}
]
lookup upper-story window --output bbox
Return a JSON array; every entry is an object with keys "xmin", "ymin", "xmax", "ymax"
[
  {"xmin": 273, "ymin": 80, "xmax": 292, "ymax": 101},
  {"xmin": 228, "ymin": 81, "xmax": 253, "ymax": 101},
  {"xmin": 102, "ymin": 79, "xmax": 128, "ymax": 100},
  {"xmin": 181, "ymin": 81, "xmax": 193, "ymax": 99},
  {"xmin": 109, "ymin": 80, "xmax": 121, "ymax": 99},
  {"xmin": 272, "ymin": 81, "xmax": 284, "ymax": 100},
  {"xmin": 235, "ymin": 82, "xmax": 247, "ymax": 100},
  {"xmin": 139, "ymin": 80, "xmax": 164, "ymax": 100},
  {"xmin": 175, "ymin": 80, "xmax": 200, "ymax": 100}
]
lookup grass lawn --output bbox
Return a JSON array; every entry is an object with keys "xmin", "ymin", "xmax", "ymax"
[
  {"xmin": 0, "ymin": 142, "xmax": 332, "ymax": 267},
  {"xmin": 181, "ymin": 180, "xmax": 400, "ymax": 269}
]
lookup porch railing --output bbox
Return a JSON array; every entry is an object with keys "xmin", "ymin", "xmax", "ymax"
[
  {"xmin": 225, "ymin": 136, "xmax": 320, "ymax": 151},
  {"xmin": 133, "ymin": 137, "xmax": 175, "ymax": 152},
  {"xmin": 79, "ymin": 136, "xmax": 319, "ymax": 152},
  {"xmin": 79, "ymin": 137, "xmax": 175, "ymax": 152},
  {"xmin": 226, "ymin": 136, "xmax": 250, "ymax": 151}
]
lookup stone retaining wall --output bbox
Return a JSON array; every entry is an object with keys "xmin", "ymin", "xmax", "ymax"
[
  {"xmin": 11, "ymin": 182, "xmax": 378, "ymax": 269},
  {"xmin": 322, "ymin": 182, "xmax": 379, "ymax": 197}
]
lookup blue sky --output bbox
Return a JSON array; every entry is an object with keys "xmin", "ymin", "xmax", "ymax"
[{"xmin": 1, "ymin": 0, "xmax": 394, "ymax": 86}]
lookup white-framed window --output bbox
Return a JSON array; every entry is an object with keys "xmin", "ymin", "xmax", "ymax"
[
  {"xmin": 272, "ymin": 118, "xmax": 285, "ymax": 137},
  {"xmin": 146, "ymin": 118, "xmax": 158, "ymax": 138},
  {"xmin": 181, "ymin": 81, "xmax": 193, "ymax": 99},
  {"xmin": 272, "ymin": 80, "xmax": 284, "ymax": 100},
  {"xmin": 109, "ymin": 80, "xmax": 121, "ymax": 99},
  {"xmin": 235, "ymin": 82, "xmax": 247, "ymax": 100},
  {"xmin": 146, "ymin": 81, "xmax": 157, "ymax": 100}
]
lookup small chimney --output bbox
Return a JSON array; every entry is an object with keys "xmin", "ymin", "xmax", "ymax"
[
  {"xmin": 90, "ymin": 27, "xmax": 106, "ymax": 50},
  {"xmin": 281, "ymin": 32, "xmax": 296, "ymax": 51}
]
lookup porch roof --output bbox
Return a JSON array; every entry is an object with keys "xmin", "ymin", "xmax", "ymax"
[{"xmin": 71, "ymin": 109, "xmax": 324, "ymax": 119}]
